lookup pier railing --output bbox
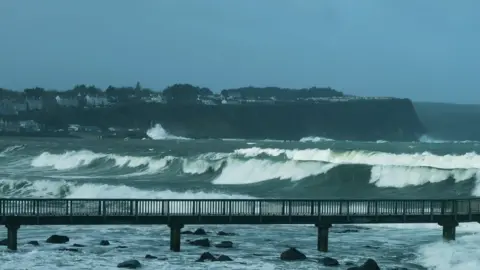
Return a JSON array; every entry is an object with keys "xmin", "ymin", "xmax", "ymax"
[{"xmin": 1, "ymin": 198, "xmax": 480, "ymax": 217}]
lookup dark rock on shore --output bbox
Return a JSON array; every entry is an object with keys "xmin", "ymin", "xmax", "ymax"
[
  {"xmin": 145, "ymin": 254, "xmax": 157, "ymax": 259},
  {"xmin": 215, "ymin": 241, "xmax": 233, "ymax": 248},
  {"xmin": 217, "ymin": 231, "xmax": 236, "ymax": 236},
  {"xmin": 188, "ymin": 238, "xmax": 210, "ymax": 247},
  {"xmin": 72, "ymin": 243, "xmax": 86, "ymax": 247},
  {"xmin": 0, "ymin": 239, "xmax": 7, "ymax": 245},
  {"xmin": 193, "ymin": 228, "xmax": 207, "ymax": 235},
  {"xmin": 196, "ymin": 252, "xmax": 216, "ymax": 262},
  {"xmin": 217, "ymin": 255, "xmax": 233, "ymax": 261},
  {"xmin": 59, "ymin": 247, "xmax": 81, "ymax": 252},
  {"xmin": 46, "ymin": 235, "xmax": 69, "ymax": 244},
  {"xmin": 280, "ymin": 247, "xmax": 307, "ymax": 261},
  {"xmin": 335, "ymin": 229, "xmax": 360, "ymax": 233},
  {"xmin": 347, "ymin": 258, "xmax": 380, "ymax": 270},
  {"xmin": 321, "ymin": 257, "xmax": 339, "ymax": 266},
  {"xmin": 117, "ymin": 259, "xmax": 141, "ymax": 269},
  {"xmin": 100, "ymin": 240, "xmax": 110, "ymax": 246},
  {"xmin": 116, "ymin": 245, "xmax": 128, "ymax": 249},
  {"xmin": 182, "ymin": 228, "xmax": 207, "ymax": 235},
  {"xmin": 195, "ymin": 252, "xmax": 233, "ymax": 262},
  {"xmin": 28, "ymin": 240, "xmax": 40, "ymax": 246}
]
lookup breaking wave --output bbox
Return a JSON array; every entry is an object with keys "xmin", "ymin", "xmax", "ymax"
[
  {"xmin": 146, "ymin": 124, "xmax": 189, "ymax": 140},
  {"xmin": 0, "ymin": 178, "xmax": 254, "ymax": 199},
  {"xmin": 1, "ymin": 143, "xmax": 480, "ymax": 198}
]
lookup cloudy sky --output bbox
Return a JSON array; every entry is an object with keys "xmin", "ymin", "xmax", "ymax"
[{"xmin": 1, "ymin": 1, "xmax": 479, "ymax": 103}]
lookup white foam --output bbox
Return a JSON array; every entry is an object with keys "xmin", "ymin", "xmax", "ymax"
[
  {"xmin": 234, "ymin": 147, "xmax": 480, "ymax": 192},
  {"xmin": 146, "ymin": 124, "xmax": 189, "ymax": 140},
  {"xmin": 235, "ymin": 147, "xmax": 480, "ymax": 170},
  {"xmin": 417, "ymin": 233, "xmax": 480, "ymax": 270},
  {"xmin": 212, "ymin": 158, "xmax": 335, "ymax": 185},
  {"xmin": 30, "ymin": 150, "xmax": 172, "ymax": 175},
  {"xmin": 0, "ymin": 178, "xmax": 254, "ymax": 199},
  {"xmin": 299, "ymin": 136, "xmax": 335, "ymax": 142},
  {"xmin": 370, "ymin": 166, "xmax": 477, "ymax": 188}
]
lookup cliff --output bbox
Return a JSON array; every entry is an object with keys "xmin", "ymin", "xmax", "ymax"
[
  {"xmin": 414, "ymin": 102, "xmax": 480, "ymax": 141},
  {"xmin": 15, "ymin": 98, "xmax": 425, "ymax": 141}
]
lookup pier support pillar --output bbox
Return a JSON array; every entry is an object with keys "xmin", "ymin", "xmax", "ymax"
[
  {"xmin": 315, "ymin": 223, "xmax": 331, "ymax": 252},
  {"xmin": 168, "ymin": 224, "xmax": 184, "ymax": 252},
  {"xmin": 5, "ymin": 223, "xmax": 20, "ymax": 251},
  {"xmin": 439, "ymin": 221, "xmax": 458, "ymax": 241}
]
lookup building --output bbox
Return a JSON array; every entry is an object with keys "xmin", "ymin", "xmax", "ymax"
[
  {"xmin": 85, "ymin": 95, "xmax": 109, "ymax": 107},
  {"xmin": 55, "ymin": 96, "xmax": 79, "ymax": 107}
]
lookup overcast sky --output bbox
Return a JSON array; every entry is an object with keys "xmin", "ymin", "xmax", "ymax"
[{"xmin": 1, "ymin": 1, "xmax": 479, "ymax": 103}]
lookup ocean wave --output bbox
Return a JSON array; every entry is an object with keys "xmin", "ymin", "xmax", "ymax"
[
  {"xmin": 1, "ymin": 145, "xmax": 479, "ymax": 197},
  {"xmin": 146, "ymin": 124, "xmax": 190, "ymax": 140},
  {"xmin": 0, "ymin": 178, "xmax": 254, "ymax": 199}
]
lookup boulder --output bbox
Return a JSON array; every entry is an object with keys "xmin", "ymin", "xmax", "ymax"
[
  {"xmin": 321, "ymin": 257, "xmax": 339, "ymax": 266},
  {"xmin": 59, "ymin": 247, "xmax": 81, "ymax": 252},
  {"xmin": 72, "ymin": 244, "xmax": 86, "ymax": 247},
  {"xmin": 336, "ymin": 229, "xmax": 360, "ymax": 233},
  {"xmin": 145, "ymin": 254, "xmax": 158, "ymax": 259},
  {"xmin": 347, "ymin": 258, "xmax": 380, "ymax": 270},
  {"xmin": 217, "ymin": 231, "xmax": 236, "ymax": 236},
  {"xmin": 216, "ymin": 255, "xmax": 233, "ymax": 261},
  {"xmin": 193, "ymin": 228, "xmax": 207, "ymax": 235},
  {"xmin": 46, "ymin": 235, "xmax": 69, "ymax": 244},
  {"xmin": 181, "ymin": 230, "xmax": 194, "ymax": 235},
  {"xmin": 280, "ymin": 247, "xmax": 307, "ymax": 261},
  {"xmin": 215, "ymin": 241, "xmax": 233, "ymax": 248},
  {"xmin": 188, "ymin": 238, "xmax": 210, "ymax": 247},
  {"xmin": 117, "ymin": 259, "xmax": 141, "ymax": 269},
  {"xmin": 0, "ymin": 239, "xmax": 6, "ymax": 246},
  {"xmin": 100, "ymin": 240, "xmax": 110, "ymax": 246},
  {"xmin": 196, "ymin": 252, "xmax": 216, "ymax": 262},
  {"xmin": 28, "ymin": 240, "xmax": 40, "ymax": 246},
  {"xmin": 116, "ymin": 245, "xmax": 128, "ymax": 249}
]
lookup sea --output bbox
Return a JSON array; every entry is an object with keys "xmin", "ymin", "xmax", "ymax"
[{"xmin": 0, "ymin": 124, "xmax": 479, "ymax": 270}]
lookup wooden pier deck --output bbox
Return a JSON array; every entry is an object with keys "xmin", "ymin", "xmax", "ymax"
[{"xmin": 1, "ymin": 198, "xmax": 480, "ymax": 251}]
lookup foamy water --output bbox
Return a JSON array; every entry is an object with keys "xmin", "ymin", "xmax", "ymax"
[{"xmin": 0, "ymin": 139, "xmax": 479, "ymax": 269}]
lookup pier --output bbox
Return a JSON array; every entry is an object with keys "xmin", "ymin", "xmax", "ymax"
[{"xmin": 1, "ymin": 198, "xmax": 480, "ymax": 251}]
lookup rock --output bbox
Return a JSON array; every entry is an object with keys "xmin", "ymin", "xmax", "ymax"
[
  {"xmin": 364, "ymin": 245, "xmax": 379, "ymax": 249},
  {"xmin": 117, "ymin": 259, "xmax": 141, "ymax": 269},
  {"xmin": 100, "ymin": 240, "xmax": 110, "ymax": 246},
  {"xmin": 116, "ymin": 245, "xmax": 128, "ymax": 249},
  {"xmin": 321, "ymin": 257, "xmax": 339, "ymax": 266},
  {"xmin": 59, "ymin": 247, "xmax": 81, "ymax": 252},
  {"xmin": 336, "ymin": 229, "xmax": 360, "ymax": 233},
  {"xmin": 193, "ymin": 228, "xmax": 207, "ymax": 235},
  {"xmin": 28, "ymin": 240, "xmax": 40, "ymax": 246},
  {"xmin": 181, "ymin": 230, "xmax": 193, "ymax": 235},
  {"xmin": 0, "ymin": 239, "xmax": 6, "ymax": 245},
  {"xmin": 196, "ymin": 252, "xmax": 216, "ymax": 262},
  {"xmin": 46, "ymin": 235, "xmax": 69, "ymax": 244},
  {"xmin": 188, "ymin": 238, "xmax": 210, "ymax": 247},
  {"xmin": 280, "ymin": 247, "xmax": 307, "ymax": 261},
  {"xmin": 215, "ymin": 241, "xmax": 233, "ymax": 248},
  {"xmin": 347, "ymin": 258, "xmax": 380, "ymax": 270},
  {"xmin": 145, "ymin": 254, "xmax": 158, "ymax": 259},
  {"xmin": 217, "ymin": 231, "xmax": 236, "ymax": 236},
  {"xmin": 72, "ymin": 244, "xmax": 86, "ymax": 247},
  {"xmin": 216, "ymin": 255, "xmax": 233, "ymax": 261}
]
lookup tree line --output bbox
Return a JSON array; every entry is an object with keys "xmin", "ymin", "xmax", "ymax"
[{"xmin": 0, "ymin": 83, "xmax": 344, "ymax": 104}]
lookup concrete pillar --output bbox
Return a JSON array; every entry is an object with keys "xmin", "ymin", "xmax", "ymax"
[
  {"xmin": 439, "ymin": 221, "xmax": 458, "ymax": 241},
  {"xmin": 441, "ymin": 224, "xmax": 457, "ymax": 241},
  {"xmin": 168, "ymin": 224, "xmax": 184, "ymax": 252},
  {"xmin": 5, "ymin": 223, "xmax": 20, "ymax": 251},
  {"xmin": 315, "ymin": 223, "xmax": 332, "ymax": 252}
]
